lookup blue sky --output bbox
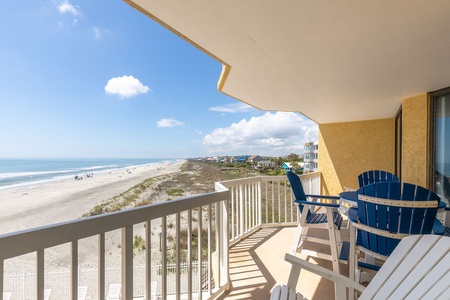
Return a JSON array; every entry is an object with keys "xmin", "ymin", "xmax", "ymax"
[{"xmin": 0, "ymin": 0, "xmax": 318, "ymax": 159}]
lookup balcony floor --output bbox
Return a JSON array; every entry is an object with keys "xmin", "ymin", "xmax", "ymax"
[{"xmin": 221, "ymin": 225, "xmax": 350, "ymax": 299}]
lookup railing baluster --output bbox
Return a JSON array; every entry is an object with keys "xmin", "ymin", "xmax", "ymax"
[
  {"xmin": 145, "ymin": 220, "xmax": 152, "ymax": 300},
  {"xmin": 71, "ymin": 240, "xmax": 78, "ymax": 300},
  {"xmin": 284, "ymin": 180, "xmax": 287, "ymax": 223},
  {"xmin": 98, "ymin": 233, "xmax": 105, "ymax": 300},
  {"xmin": 207, "ymin": 204, "xmax": 212, "ymax": 295},
  {"xmin": 176, "ymin": 213, "xmax": 181, "ymax": 300},
  {"xmin": 265, "ymin": 180, "xmax": 268, "ymax": 223},
  {"xmin": 278, "ymin": 180, "xmax": 281, "ymax": 223},
  {"xmin": 272, "ymin": 181, "xmax": 275, "ymax": 223},
  {"xmin": 188, "ymin": 210, "xmax": 192, "ymax": 300},
  {"xmin": 0, "ymin": 259, "xmax": 4, "ymax": 296},
  {"xmin": 161, "ymin": 217, "xmax": 167, "ymax": 300},
  {"xmin": 239, "ymin": 184, "xmax": 243, "ymax": 236},
  {"xmin": 198, "ymin": 207, "xmax": 203, "ymax": 300},
  {"xmin": 37, "ymin": 249, "xmax": 44, "ymax": 300},
  {"xmin": 244, "ymin": 184, "xmax": 248, "ymax": 233},
  {"xmin": 231, "ymin": 186, "xmax": 235, "ymax": 239},
  {"xmin": 257, "ymin": 180, "xmax": 261, "ymax": 226},
  {"xmin": 252, "ymin": 182, "xmax": 256, "ymax": 228},
  {"xmin": 215, "ymin": 202, "xmax": 221, "ymax": 288},
  {"xmin": 122, "ymin": 226, "xmax": 133, "ymax": 300}
]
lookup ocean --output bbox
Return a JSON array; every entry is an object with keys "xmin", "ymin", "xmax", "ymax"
[{"xmin": 0, "ymin": 158, "xmax": 177, "ymax": 190}]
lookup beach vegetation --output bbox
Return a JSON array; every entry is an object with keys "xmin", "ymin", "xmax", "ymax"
[
  {"xmin": 167, "ymin": 189, "xmax": 184, "ymax": 196},
  {"xmin": 134, "ymin": 235, "xmax": 146, "ymax": 251}
]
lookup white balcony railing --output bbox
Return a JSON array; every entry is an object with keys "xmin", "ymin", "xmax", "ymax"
[{"xmin": 0, "ymin": 172, "xmax": 321, "ymax": 299}]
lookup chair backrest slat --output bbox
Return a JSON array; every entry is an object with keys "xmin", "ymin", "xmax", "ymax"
[
  {"xmin": 358, "ymin": 170, "xmax": 399, "ymax": 188},
  {"xmin": 286, "ymin": 171, "xmax": 308, "ymax": 215},
  {"xmin": 356, "ymin": 182, "xmax": 440, "ymax": 256}
]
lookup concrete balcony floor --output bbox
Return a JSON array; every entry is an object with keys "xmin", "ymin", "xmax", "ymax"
[{"xmin": 221, "ymin": 225, "xmax": 351, "ymax": 299}]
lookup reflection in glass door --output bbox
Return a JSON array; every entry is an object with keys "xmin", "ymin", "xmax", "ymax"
[{"xmin": 432, "ymin": 90, "xmax": 450, "ymax": 208}]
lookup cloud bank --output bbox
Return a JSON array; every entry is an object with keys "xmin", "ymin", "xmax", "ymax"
[
  {"xmin": 105, "ymin": 75, "xmax": 150, "ymax": 98},
  {"xmin": 203, "ymin": 112, "xmax": 317, "ymax": 156}
]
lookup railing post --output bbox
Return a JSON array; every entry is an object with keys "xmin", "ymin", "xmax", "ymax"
[{"xmin": 217, "ymin": 199, "xmax": 229, "ymax": 288}]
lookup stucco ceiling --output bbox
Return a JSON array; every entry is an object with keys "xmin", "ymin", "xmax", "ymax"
[{"xmin": 126, "ymin": 0, "xmax": 450, "ymax": 124}]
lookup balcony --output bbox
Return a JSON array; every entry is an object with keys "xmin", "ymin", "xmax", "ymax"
[{"xmin": 0, "ymin": 172, "xmax": 340, "ymax": 299}]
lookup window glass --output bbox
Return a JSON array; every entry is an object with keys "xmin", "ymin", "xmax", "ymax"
[{"xmin": 434, "ymin": 95, "xmax": 450, "ymax": 207}]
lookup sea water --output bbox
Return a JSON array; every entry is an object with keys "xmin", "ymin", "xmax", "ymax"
[{"xmin": 0, "ymin": 158, "xmax": 176, "ymax": 190}]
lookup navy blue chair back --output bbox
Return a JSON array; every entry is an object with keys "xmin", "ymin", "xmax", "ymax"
[
  {"xmin": 358, "ymin": 170, "xmax": 399, "ymax": 188},
  {"xmin": 356, "ymin": 182, "xmax": 440, "ymax": 256},
  {"xmin": 286, "ymin": 171, "xmax": 308, "ymax": 214}
]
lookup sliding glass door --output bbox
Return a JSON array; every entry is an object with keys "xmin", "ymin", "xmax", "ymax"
[{"xmin": 431, "ymin": 88, "xmax": 450, "ymax": 208}]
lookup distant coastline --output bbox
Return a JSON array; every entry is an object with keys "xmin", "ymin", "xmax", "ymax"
[{"xmin": 0, "ymin": 158, "xmax": 183, "ymax": 190}]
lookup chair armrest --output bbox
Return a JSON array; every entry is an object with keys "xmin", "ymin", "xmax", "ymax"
[
  {"xmin": 295, "ymin": 200, "xmax": 340, "ymax": 208},
  {"xmin": 306, "ymin": 194, "xmax": 340, "ymax": 205},
  {"xmin": 347, "ymin": 207, "xmax": 359, "ymax": 223},
  {"xmin": 284, "ymin": 253, "xmax": 365, "ymax": 299},
  {"xmin": 305, "ymin": 194, "xmax": 340, "ymax": 200}
]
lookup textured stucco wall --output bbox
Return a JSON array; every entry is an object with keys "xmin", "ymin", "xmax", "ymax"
[
  {"xmin": 401, "ymin": 93, "xmax": 430, "ymax": 187},
  {"xmin": 319, "ymin": 119, "xmax": 395, "ymax": 195}
]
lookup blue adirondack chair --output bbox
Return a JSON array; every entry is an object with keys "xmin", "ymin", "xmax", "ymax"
[
  {"xmin": 348, "ymin": 181, "xmax": 442, "ymax": 284},
  {"xmin": 357, "ymin": 170, "xmax": 399, "ymax": 188},
  {"xmin": 286, "ymin": 171, "xmax": 344, "ymax": 273}
]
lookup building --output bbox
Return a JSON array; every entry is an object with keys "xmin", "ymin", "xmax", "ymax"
[
  {"xmin": 303, "ymin": 142, "xmax": 318, "ymax": 173},
  {"xmin": 246, "ymin": 155, "xmax": 263, "ymax": 165},
  {"xmin": 257, "ymin": 160, "xmax": 274, "ymax": 169}
]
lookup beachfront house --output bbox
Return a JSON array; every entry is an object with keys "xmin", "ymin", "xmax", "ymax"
[
  {"xmin": 1, "ymin": 2, "xmax": 450, "ymax": 299},
  {"xmin": 257, "ymin": 160, "xmax": 274, "ymax": 169},
  {"xmin": 280, "ymin": 162, "xmax": 294, "ymax": 172},
  {"xmin": 246, "ymin": 155, "xmax": 263, "ymax": 165}
]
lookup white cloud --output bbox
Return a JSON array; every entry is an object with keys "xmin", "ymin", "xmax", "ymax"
[
  {"xmin": 92, "ymin": 27, "xmax": 101, "ymax": 39},
  {"xmin": 209, "ymin": 102, "xmax": 254, "ymax": 113},
  {"xmin": 105, "ymin": 75, "xmax": 150, "ymax": 98},
  {"xmin": 91, "ymin": 27, "xmax": 110, "ymax": 40},
  {"xmin": 195, "ymin": 130, "xmax": 203, "ymax": 135},
  {"xmin": 57, "ymin": 0, "xmax": 80, "ymax": 16},
  {"xmin": 157, "ymin": 118, "xmax": 184, "ymax": 128},
  {"xmin": 203, "ymin": 112, "xmax": 318, "ymax": 156}
]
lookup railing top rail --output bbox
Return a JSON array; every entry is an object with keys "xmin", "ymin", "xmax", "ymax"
[
  {"xmin": 0, "ymin": 190, "xmax": 229, "ymax": 260},
  {"xmin": 218, "ymin": 172, "xmax": 321, "ymax": 187}
]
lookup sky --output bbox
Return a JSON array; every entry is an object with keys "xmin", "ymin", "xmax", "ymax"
[{"xmin": 0, "ymin": 0, "xmax": 318, "ymax": 159}]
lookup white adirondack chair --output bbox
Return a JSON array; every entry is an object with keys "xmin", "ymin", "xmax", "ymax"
[{"xmin": 271, "ymin": 235, "xmax": 450, "ymax": 300}]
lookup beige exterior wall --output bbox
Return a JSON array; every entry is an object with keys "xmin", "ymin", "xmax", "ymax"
[
  {"xmin": 401, "ymin": 93, "xmax": 430, "ymax": 188},
  {"xmin": 319, "ymin": 119, "xmax": 395, "ymax": 195}
]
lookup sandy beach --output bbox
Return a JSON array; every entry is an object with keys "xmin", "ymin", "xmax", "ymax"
[{"xmin": 0, "ymin": 160, "xmax": 185, "ymax": 235}]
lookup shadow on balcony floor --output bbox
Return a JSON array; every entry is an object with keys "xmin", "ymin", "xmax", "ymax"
[{"xmin": 220, "ymin": 226, "xmax": 350, "ymax": 299}]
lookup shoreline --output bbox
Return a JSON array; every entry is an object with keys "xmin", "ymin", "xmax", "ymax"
[{"xmin": 0, "ymin": 160, "xmax": 186, "ymax": 235}]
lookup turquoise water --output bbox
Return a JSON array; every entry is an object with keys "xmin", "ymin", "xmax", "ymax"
[{"xmin": 0, "ymin": 158, "xmax": 176, "ymax": 189}]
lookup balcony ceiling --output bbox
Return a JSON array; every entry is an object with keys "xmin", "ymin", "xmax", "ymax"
[{"xmin": 126, "ymin": 0, "xmax": 450, "ymax": 124}]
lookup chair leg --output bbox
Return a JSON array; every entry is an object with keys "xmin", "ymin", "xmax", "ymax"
[
  {"xmin": 348, "ymin": 223, "xmax": 357, "ymax": 300},
  {"xmin": 290, "ymin": 223, "xmax": 304, "ymax": 254},
  {"xmin": 327, "ymin": 223, "xmax": 340, "ymax": 273}
]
